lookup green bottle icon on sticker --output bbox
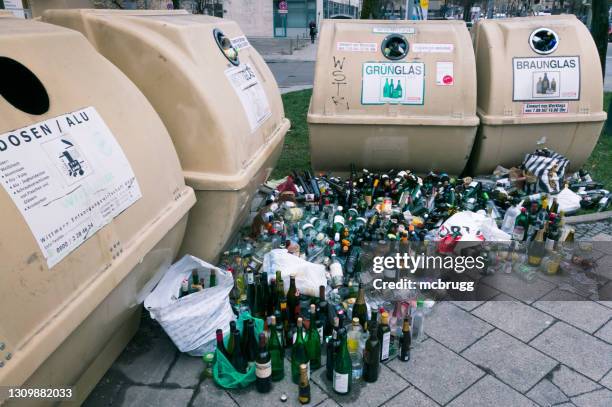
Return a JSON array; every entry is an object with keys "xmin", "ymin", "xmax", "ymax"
[{"xmin": 383, "ymin": 78, "xmax": 390, "ymax": 98}]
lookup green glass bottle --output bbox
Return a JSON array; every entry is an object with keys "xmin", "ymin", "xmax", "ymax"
[
  {"xmin": 305, "ymin": 304, "xmax": 321, "ymax": 370},
  {"xmin": 352, "ymin": 283, "xmax": 368, "ymax": 329},
  {"xmin": 253, "ymin": 275, "xmax": 266, "ymax": 319},
  {"xmin": 209, "ymin": 269, "xmax": 216, "ymax": 288},
  {"xmin": 291, "ymin": 317, "xmax": 309, "ymax": 384},
  {"xmin": 333, "ymin": 327, "xmax": 351, "ymax": 395},
  {"xmin": 268, "ymin": 316, "xmax": 285, "ymax": 381},
  {"xmin": 287, "ymin": 274, "xmax": 299, "ymax": 324},
  {"xmin": 512, "ymin": 208, "xmax": 529, "ymax": 241},
  {"xmin": 395, "ymin": 80, "xmax": 402, "ymax": 99}
]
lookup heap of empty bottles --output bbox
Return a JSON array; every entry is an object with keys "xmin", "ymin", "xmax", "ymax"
[{"xmin": 183, "ymin": 155, "xmax": 608, "ymax": 402}]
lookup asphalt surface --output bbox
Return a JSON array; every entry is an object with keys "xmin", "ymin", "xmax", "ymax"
[{"xmin": 267, "ymin": 61, "xmax": 315, "ymax": 89}]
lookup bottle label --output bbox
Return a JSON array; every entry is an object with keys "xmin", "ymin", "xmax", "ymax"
[
  {"xmin": 247, "ymin": 273, "xmax": 254, "ymax": 284},
  {"xmin": 333, "ymin": 371, "xmax": 349, "ymax": 393},
  {"xmin": 512, "ymin": 226, "xmax": 525, "ymax": 241},
  {"xmin": 545, "ymin": 238, "xmax": 555, "ymax": 251},
  {"xmin": 333, "ymin": 215, "xmax": 345, "ymax": 225},
  {"xmin": 256, "ymin": 361, "xmax": 272, "ymax": 378},
  {"xmin": 381, "ymin": 332, "xmax": 390, "ymax": 360},
  {"xmin": 277, "ymin": 331, "xmax": 284, "ymax": 346},
  {"xmin": 318, "ymin": 327, "xmax": 324, "ymax": 344}
]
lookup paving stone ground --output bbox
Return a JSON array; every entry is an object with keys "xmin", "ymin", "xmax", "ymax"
[{"xmin": 84, "ymin": 223, "xmax": 612, "ymax": 407}]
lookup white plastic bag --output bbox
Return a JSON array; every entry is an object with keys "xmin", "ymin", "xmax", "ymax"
[
  {"xmin": 262, "ymin": 249, "xmax": 327, "ymax": 297},
  {"xmin": 438, "ymin": 211, "xmax": 511, "ymax": 241},
  {"xmin": 144, "ymin": 255, "xmax": 234, "ymax": 356},
  {"xmin": 554, "ymin": 187, "xmax": 581, "ymax": 214}
]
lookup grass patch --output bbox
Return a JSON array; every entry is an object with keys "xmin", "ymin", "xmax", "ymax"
[
  {"xmin": 271, "ymin": 89, "xmax": 312, "ymax": 179},
  {"xmin": 273, "ymin": 89, "xmax": 611, "ymax": 192}
]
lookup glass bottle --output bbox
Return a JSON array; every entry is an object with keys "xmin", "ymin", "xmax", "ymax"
[
  {"xmin": 291, "ymin": 317, "xmax": 309, "ymax": 384},
  {"xmin": 326, "ymin": 316, "xmax": 340, "ymax": 381},
  {"xmin": 352, "ymin": 283, "xmax": 368, "ymax": 330},
  {"xmin": 362, "ymin": 323, "xmax": 380, "ymax": 383},
  {"xmin": 347, "ymin": 318, "xmax": 363, "ymax": 355},
  {"xmin": 377, "ymin": 312, "xmax": 391, "ymax": 362},
  {"xmin": 287, "ymin": 274, "xmax": 299, "ymax": 324},
  {"xmin": 226, "ymin": 320, "xmax": 237, "ymax": 356},
  {"xmin": 411, "ymin": 300, "xmax": 425, "ymax": 345},
  {"xmin": 528, "ymin": 229, "xmax": 546, "ymax": 266},
  {"xmin": 399, "ymin": 317, "xmax": 411, "ymax": 362},
  {"xmin": 512, "ymin": 208, "xmax": 529, "ymax": 241},
  {"xmin": 255, "ymin": 333, "xmax": 271, "ymax": 393},
  {"xmin": 306, "ymin": 304, "xmax": 322, "ymax": 370},
  {"xmin": 209, "ymin": 269, "xmax": 216, "ymax": 288},
  {"xmin": 241, "ymin": 319, "xmax": 258, "ymax": 363},
  {"xmin": 298, "ymin": 363, "xmax": 311, "ymax": 404},
  {"xmin": 268, "ymin": 316, "xmax": 284, "ymax": 381},
  {"xmin": 333, "ymin": 328, "xmax": 351, "ymax": 395},
  {"xmin": 229, "ymin": 329, "xmax": 247, "ymax": 374},
  {"xmin": 215, "ymin": 328, "xmax": 229, "ymax": 359}
]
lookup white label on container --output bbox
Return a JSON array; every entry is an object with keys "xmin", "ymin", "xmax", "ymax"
[
  {"xmin": 0, "ymin": 107, "xmax": 141, "ymax": 268},
  {"xmin": 333, "ymin": 371, "xmax": 349, "ymax": 393},
  {"xmin": 512, "ymin": 56, "xmax": 580, "ymax": 101},
  {"xmin": 381, "ymin": 332, "xmax": 390, "ymax": 360},
  {"xmin": 225, "ymin": 63, "xmax": 272, "ymax": 132},
  {"xmin": 361, "ymin": 62, "xmax": 425, "ymax": 105},
  {"xmin": 255, "ymin": 360, "xmax": 272, "ymax": 378},
  {"xmin": 4, "ymin": 0, "xmax": 26, "ymax": 18},
  {"xmin": 523, "ymin": 102, "xmax": 569, "ymax": 114},
  {"xmin": 318, "ymin": 326, "xmax": 324, "ymax": 344},
  {"xmin": 336, "ymin": 42, "xmax": 377, "ymax": 52},
  {"xmin": 413, "ymin": 43, "xmax": 454, "ymax": 53},
  {"xmin": 230, "ymin": 35, "xmax": 251, "ymax": 51},
  {"xmin": 436, "ymin": 62, "xmax": 454, "ymax": 86},
  {"xmin": 373, "ymin": 27, "xmax": 415, "ymax": 34}
]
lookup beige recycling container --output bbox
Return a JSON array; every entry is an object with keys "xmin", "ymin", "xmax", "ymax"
[
  {"xmin": 468, "ymin": 15, "xmax": 606, "ymax": 174},
  {"xmin": 307, "ymin": 19, "xmax": 479, "ymax": 175},
  {"xmin": 0, "ymin": 19, "xmax": 195, "ymax": 406},
  {"xmin": 43, "ymin": 10, "xmax": 290, "ymax": 262}
]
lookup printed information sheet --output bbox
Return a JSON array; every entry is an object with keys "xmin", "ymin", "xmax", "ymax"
[
  {"xmin": 225, "ymin": 63, "xmax": 272, "ymax": 132},
  {"xmin": 0, "ymin": 107, "xmax": 141, "ymax": 268}
]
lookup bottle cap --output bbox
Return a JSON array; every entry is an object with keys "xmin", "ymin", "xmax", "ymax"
[{"xmin": 352, "ymin": 317, "xmax": 359, "ymax": 325}]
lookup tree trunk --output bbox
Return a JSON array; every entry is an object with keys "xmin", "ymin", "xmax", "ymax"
[{"xmin": 590, "ymin": 0, "xmax": 608, "ymax": 79}]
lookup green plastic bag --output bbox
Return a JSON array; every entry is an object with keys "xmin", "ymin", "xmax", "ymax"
[{"xmin": 212, "ymin": 312, "xmax": 264, "ymax": 389}]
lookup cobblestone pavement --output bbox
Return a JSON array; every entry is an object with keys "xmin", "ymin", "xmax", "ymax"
[
  {"xmin": 85, "ymin": 224, "xmax": 612, "ymax": 407},
  {"xmin": 574, "ymin": 219, "xmax": 612, "ymax": 240}
]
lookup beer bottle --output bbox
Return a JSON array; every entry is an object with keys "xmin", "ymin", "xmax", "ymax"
[
  {"xmin": 333, "ymin": 328, "xmax": 352, "ymax": 395},
  {"xmin": 255, "ymin": 333, "xmax": 272, "ymax": 393},
  {"xmin": 230, "ymin": 330, "xmax": 247, "ymax": 373},
  {"xmin": 298, "ymin": 364, "xmax": 311, "ymax": 404},
  {"xmin": 241, "ymin": 319, "xmax": 258, "ymax": 363},
  {"xmin": 352, "ymin": 283, "xmax": 368, "ymax": 330},
  {"xmin": 326, "ymin": 317, "xmax": 340, "ymax": 381},
  {"xmin": 268, "ymin": 316, "xmax": 285, "ymax": 381},
  {"xmin": 399, "ymin": 317, "xmax": 411, "ymax": 362},
  {"xmin": 306, "ymin": 304, "xmax": 322, "ymax": 370},
  {"xmin": 291, "ymin": 317, "xmax": 309, "ymax": 384},
  {"xmin": 287, "ymin": 274, "xmax": 299, "ymax": 324},
  {"xmin": 528, "ymin": 229, "xmax": 546, "ymax": 266},
  {"xmin": 378, "ymin": 312, "xmax": 391, "ymax": 361},
  {"xmin": 362, "ymin": 323, "xmax": 380, "ymax": 383}
]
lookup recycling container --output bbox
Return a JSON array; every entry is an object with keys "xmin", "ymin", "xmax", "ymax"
[
  {"xmin": 43, "ymin": 10, "xmax": 290, "ymax": 262},
  {"xmin": 307, "ymin": 19, "xmax": 479, "ymax": 175},
  {"xmin": 468, "ymin": 15, "xmax": 606, "ymax": 174},
  {"xmin": 0, "ymin": 19, "xmax": 195, "ymax": 406}
]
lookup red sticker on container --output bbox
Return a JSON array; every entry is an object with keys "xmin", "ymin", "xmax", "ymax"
[{"xmin": 443, "ymin": 75, "xmax": 454, "ymax": 85}]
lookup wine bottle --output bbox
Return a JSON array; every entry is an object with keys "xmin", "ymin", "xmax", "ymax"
[
  {"xmin": 362, "ymin": 323, "xmax": 380, "ymax": 382},
  {"xmin": 352, "ymin": 283, "xmax": 368, "ymax": 329},
  {"xmin": 209, "ymin": 269, "xmax": 216, "ymax": 288},
  {"xmin": 291, "ymin": 317, "xmax": 309, "ymax": 384},
  {"xmin": 306, "ymin": 304, "xmax": 322, "ymax": 370},
  {"xmin": 326, "ymin": 316, "xmax": 340, "ymax": 381},
  {"xmin": 215, "ymin": 328, "xmax": 229, "ymax": 359},
  {"xmin": 268, "ymin": 316, "xmax": 285, "ymax": 381},
  {"xmin": 333, "ymin": 328, "xmax": 351, "ymax": 395},
  {"xmin": 230, "ymin": 330, "xmax": 247, "ymax": 373},
  {"xmin": 241, "ymin": 319, "xmax": 258, "ymax": 363},
  {"xmin": 255, "ymin": 333, "xmax": 272, "ymax": 393},
  {"xmin": 378, "ymin": 312, "xmax": 391, "ymax": 361},
  {"xmin": 287, "ymin": 274, "xmax": 299, "ymax": 324},
  {"xmin": 226, "ymin": 320, "xmax": 237, "ymax": 356}
]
